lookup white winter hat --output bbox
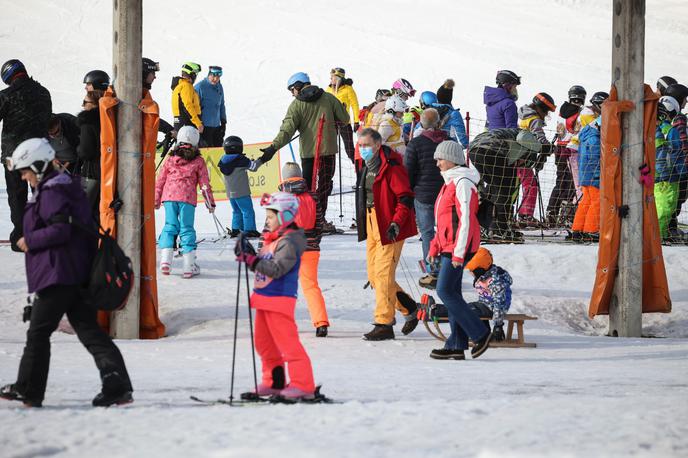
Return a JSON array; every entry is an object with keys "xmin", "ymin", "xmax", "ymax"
[
  {"xmin": 282, "ymin": 162, "xmax": 302, "ymax": 180},
  {"xmin": 177, "ymin": 125, "xmax": 200, "ymax": 147},
  {"xmin": 433, "ymin": 140, "xmax": 465, "ymax": 166}
]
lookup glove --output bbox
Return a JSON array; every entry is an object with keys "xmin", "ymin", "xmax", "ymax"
[
  {"xmin": 639, "ymin": 163, "xmax": 653, "ymax": 188},
  {"xmin": 234, "ymin": 233, "xmax": 257, "ymax": 257},
  {"xmin": 353, "ymin": 122, "xmax": 360, "ymax": 132},
  {"xmin": 22, "ymin": 305, "xmax": 32, "ymax": 323},
  {"xmin": 259, "ymin": 145, "xmax": 277, "ymax": 163},
  {"xmin": 248, "ymin": 159, "xmax": 263, "ymax": 172},
  {"xmin": 236, "ymin": 253, "xmax": 259, "ymax": 270},
  {"xmin": 386, "ymin": 222, "xmax": 400, "ymax": 241},
  {"xmin": 220, "ymin": 120, "xmax": 227, "ymax": 139}
]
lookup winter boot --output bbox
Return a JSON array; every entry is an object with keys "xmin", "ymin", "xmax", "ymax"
[
  {"xmin": 160, "ymin": 248, "xmax": 173, "ymax": 275},
  {"xmin": 363, "ymin": 324, "xmax": 395, "ymax": 341},
  {"xmin": 0, "ymin": 384, "xmax": 41, "ymax": 407},
  {"xmin": 315, "ymin": 325, "xmax": 328, "ymax": 337},
  {"xmin": 396, "ymin": 291, "xmax": 419, "ymax": 335},
  {"xmin": 492, "ymin": 324, "xmax": 506, "ymax": 342},
  {"xmin": 429, "ymin": 349, "xmax": 466, "ymax": 360},
  {"xmin": 280, "ymin": 386, "xmax": 315, "ymax": 400},
  {"xmin": 182, "ymin": 251, "xmax": 201, "ymax": 278},
  {"xmin": 92, "ymin": 372, "xmax": 133, "ymax": 407},
  {"xmin": 471, "ymin": 331, "xmax": 493, "ymax": 359}
]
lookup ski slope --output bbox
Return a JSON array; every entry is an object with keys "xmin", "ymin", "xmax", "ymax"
[{"xmin": 1, "ymin": 1, "xmax": 688, "ymax": 457}]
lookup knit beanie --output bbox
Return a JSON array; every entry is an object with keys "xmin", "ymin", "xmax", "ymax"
[
  {"xmin": 433, "ymin": 140, "xmax": 465, "ymax": 166},
  {"xmin": 282, "ymin": 161, "xmax": 302, "ymax": 180},
  {"xmin": 436, "ymin": 79, "xmax": 455, "ymax": 105}
]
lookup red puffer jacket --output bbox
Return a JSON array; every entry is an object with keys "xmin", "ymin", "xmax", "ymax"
[
  {"xmin": 356, "ymin": 146, "xmax": 417, "ymax": 245},
  {"xmin": 429, "ymin": 165, "xmax": 481, "ymax": 264}
]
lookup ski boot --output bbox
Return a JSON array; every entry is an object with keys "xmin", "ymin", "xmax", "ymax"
[
  {"xmin": 182, "ymin": 251, "xmax": 201, "ymax": 278},
  {"xmin": 160, "ymin": 248, "xmax": 173, "ymax": 275},
  {"xmin": 228, "ymin": 229, "xmax": 241, "ymax": 238},
  {"xmin": 315, "ymin": 325, "xmax": 328, "ymax": 337}
]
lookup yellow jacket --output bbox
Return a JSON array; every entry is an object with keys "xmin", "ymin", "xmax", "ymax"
[
  {"xmin": 326, "ymin": 84, "xmax": 359, "ymax": 125},
  {"xmin": 171, "ymin": 78, "xmax": 203, "ymax": 128}
]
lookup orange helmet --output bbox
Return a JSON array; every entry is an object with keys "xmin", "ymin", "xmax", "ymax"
[{"xmin": 464, "ymin": 247, "xmax": 493, "ymax": 272}]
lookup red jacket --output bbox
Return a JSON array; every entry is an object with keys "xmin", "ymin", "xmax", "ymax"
[
  {"xmin": 429, "ymin": 165, "xmax": 481, "ymax": 263},
  {"xmin": 356, "ymin": 146, "xmax": 417, "ymax": 245}
]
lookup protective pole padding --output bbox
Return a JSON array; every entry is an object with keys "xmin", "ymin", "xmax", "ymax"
[{"xmin": 588, "ymin": 85, "xmax": 671, "ymax": 318}]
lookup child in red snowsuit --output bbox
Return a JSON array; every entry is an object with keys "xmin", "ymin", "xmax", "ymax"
[{"xmin": 236, "ymin": 191, "xmax": 315, "ymax": 400}]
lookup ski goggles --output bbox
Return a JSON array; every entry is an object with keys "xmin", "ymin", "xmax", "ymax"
[
  {"xmin": 535, "ymin": 93, "xmax": 556, "ymax": 112},
  {"xmin": 209, "ymin": 66, "xmax": 223, "ymax": 77},
  {"xmin": 260, "ymin": 193, "xmax": 274, "ymax": 206},
  {"xmin": 331, "ymin": 67, "xmax": 345, "ymax": 78}
]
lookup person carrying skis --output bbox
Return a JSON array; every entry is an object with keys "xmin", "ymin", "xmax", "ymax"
[
  {"xmin": 235, "ymin": 192, "xmax": 316, "ymax": 400},
  {"xmin": 171, "ymin": 62, "xmax": 203, "ymax": 132},
  {"xmin": 155, "ymin": 126, "xmax": 215, "ymax": 278},
  {"xmin": 427, "ymin": 140, "xmax": 492, "ymax": 360},
  {"xmin": 0, "ymin": 138, "xmax": 133, "ymax": 408},
  {"xmin": 355, "ymin": 128, "xmax": 418, "ymax": 341},
  {"xmin": 326, "ymin": 67, "xmax": 359, "ymax": 164},
  {"xmin": 464, "ymin": 247, "xmax": 513, "ymax": 342},
  {"xmin": 278, "ymin": 162, "xmax": 330, "ymax": 337},
  {"xmin": 218, "ymin": 135, "xmax": 260, "ymax": 238}
]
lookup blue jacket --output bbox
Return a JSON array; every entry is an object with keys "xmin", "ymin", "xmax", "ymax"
[
  {"xmin": 194, "ymin": 78, "xmax": 226, "ymax": 127},
  {"xmin": 23, "ymin": 171, "xmax": 96, "ymax": 293},
  {"xmin": 431, "ymin": 103, "xmax": 469, "ymax": 147},
  {"xmin": 483, "ymin": 86, "xmax": 518, "ymax": 130},
  {"xmin": 655, "ymin": 121, "xmax": 686, "ymax": 183},
  {"xmin": 578, "ymin": 123, "xmax": 601, "ymax": 187}
]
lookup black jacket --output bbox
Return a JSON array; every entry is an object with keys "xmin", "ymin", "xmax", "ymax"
[
  {"xmin": 0, "ymin": 76, "xmax": 52, "ymax": 159},
  {"xmin": 48, "ymin": 113, "xmax": 80, "ymax": 168},
  {"xmin": 404, "ymin": 129, "xmax": 448, "ymax": 205},
  {"xmin": 76, "ymin": 109, "xmax": 101, "ymax": 179}
]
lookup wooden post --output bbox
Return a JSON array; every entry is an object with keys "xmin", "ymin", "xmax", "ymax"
[
  {"xmin": 609, "ymin": 0, "xmax": 644, "ymax": 337},
  {"xmin": 111, "ymin": 0, "xmax": 142, "ymax": 339}
]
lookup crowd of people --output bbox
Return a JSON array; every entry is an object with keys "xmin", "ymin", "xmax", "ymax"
[{"xmin": 0, "ymin": 56, "xmax": 686, "ymax": 405}]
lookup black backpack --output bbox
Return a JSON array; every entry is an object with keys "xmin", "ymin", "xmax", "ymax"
[{"xmin": 49, "ymin": 215, "xmax": 134, "ymax": 312}]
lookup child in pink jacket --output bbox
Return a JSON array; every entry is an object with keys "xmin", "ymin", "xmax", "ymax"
[{"xmin": 155, "ymin": 126, "xmax": 215, "ymax": 278}]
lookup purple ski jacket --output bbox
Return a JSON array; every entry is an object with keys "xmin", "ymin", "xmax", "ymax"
[
  {"xmin": 483, "ymin": 86, "xmax": 518, "ymax": 130},
  {"xmin": 23, "ymin": 171, "xmax": 96, "ymax": 293}
]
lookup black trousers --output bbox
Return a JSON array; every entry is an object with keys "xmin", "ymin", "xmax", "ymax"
[
  {"xmin": 15, "ymin": 284, "xmax": 132, "ymax": 403},
  {"xmin": 470, "ymin": 147, "xmax": 518, "ymax": 232},
  {"xmin": 546, "ymin": 148, "xmax": 576, "ymax": 218},
  {"xmin": 337, "ymin": 123, "xmax": 356, "ymax": 164},
  {"xmin": 301, "ymin": 155, "xmax": 336, "ymax": 216},
  {"xmin": 669, "ymin": 175, "xmax": 688, "ymax": 231},
  {"xmin": 3, "ymin": 164, "xmax": 28, "ymax": 250},
  {"xmin": 199, "ymin": 125, "xmax": 224, "ymax": 147}
]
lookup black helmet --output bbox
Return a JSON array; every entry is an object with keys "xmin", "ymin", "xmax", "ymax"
[
  {"xmin": 142, "ymin": 58, "xmax": 159, "ymax": 75},
  {"xmin": 590, "ymin": 91, "xmax": 609, "ymax": 110},
  {"xmin": 1, "ymin": 59, "xmax": 26, "ymax": 85},
  {"xmin": 83, "ymin": 70, "xmax": 110, "ymax": 90},
  {"xmin": 656, "ymin": 76, "xmax": 677, "ymax": 96},
  {"xmin": 496, "ymin": 69, "xmax": 521, "ymax": 86},
  {"xmin": 665, "ymin": 83, "xmax": 688, "ymax": 107},
  {"xmin": 532, "ymin": 92, "xmax": 556, "ymax": 113},
  {"xmin": 223, "ymin": 135, "xmax": 243, "ymax": 154},
  {"xmin": 568, "ymin": 85, "xmax": 587, "ymax": 102}
]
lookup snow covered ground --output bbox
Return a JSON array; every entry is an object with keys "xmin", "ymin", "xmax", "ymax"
[{"xmin": 1, "ymin": 0, "xmax": 688, "ymax": 457}]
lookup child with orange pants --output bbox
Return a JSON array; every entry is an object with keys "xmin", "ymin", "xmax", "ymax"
[
  {"xmin": 569, "ymin": 116, "xmax": 601, "ymax": 243},
  {"xmin": 278, "ymin": 162, "xmax": 330, "ymax": 337},
  {"xmin": 236, "ymin": 191, "xmax": 315, "ymax": 400}
]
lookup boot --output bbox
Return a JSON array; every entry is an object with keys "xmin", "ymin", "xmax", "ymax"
[
  {"xmin": 418, "ymin": 274, "xmax": 437, "ymax": 290},
  {"xmin": 160, "ymin": 248, "xmax": 173, "ymax": 275},
  {"xmin": 315, "ymin": 326, "xmax": 328, "ymax": 337},
  {"xmin": 429, "ymin": 349, "xmax": 465, "ymax": 360},
  {"xmin": 396, "ymin": 291, "xmax": 419, "ymax": 335},
  {"xmin": 471, "ymin": 331, "xmax": 493, "ymax": 359},
  {"xmin": 92, "ymin": 372, "xmax": 133, "ymax": 407},
  {"xmin": 182, "ymin": 251, "xmax": 201, "ymax": 278},
  {"xmin": 565, "ymin": 230, "xmax": 584, "ymax": 242},
  {"xmin": 244, "ymin": 230, "xmax": 262, "ymax": 238},
  {"xmin": 492, "ymin": 324, "xmax": 506, "ymax": 342},
  {"xmin": 229, "ymin": 229, "xmax": 241, "ymax": 238},
  {"xmin": 363, "ymin": 324, "xmax": 394, "ymax": 341},
  {"xmin": 0, "ymin": 383, "xmax": 41, "ymax": 407}
]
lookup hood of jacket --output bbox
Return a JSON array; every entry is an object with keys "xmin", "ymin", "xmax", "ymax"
[
  {"xmin": 518, "ymin": 104, "xmax": 540, "ymax": 121},
  {"xmin": 296, "ymin": 85, "xmax": 324, "ymax": 102},
  {"xmin": 483, "ymin": 86, "xmax": 514, "ymax": 107},
  {"xmin": 421, "ymin": 128, "xmax": 448, "ymax": 143},
  {"xmin": 579, "ymin": 122, "xmax": 600, "ymax": 145},
  {"xmin": 440, "ymin": 164, "xmax": 480, "ymax": 185}
]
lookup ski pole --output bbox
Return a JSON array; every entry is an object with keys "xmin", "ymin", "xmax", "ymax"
[
  {"xmin": 229, "ymin": 258, "xmax": 242, "ymax": 405},
  {"xmin": 534, "ymin": 170, "xmax": 546, "ymax": 241},
  {"xmin": 243, "ymin": 248, "xmax": 259, "ymax": 395},
  {"xmin": 337, "ymin": 125, "xmax": 343, "ymax": 222}
]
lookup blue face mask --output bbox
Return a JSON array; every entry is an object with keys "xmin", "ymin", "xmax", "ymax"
[{"xmin": 360, "ymin": 146, "xmax": 375, "ymax": 161}]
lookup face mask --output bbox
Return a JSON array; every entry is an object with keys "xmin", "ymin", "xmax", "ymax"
[{"xmin": 360, "ymin": 146, "xmax": 375, "ymax": 162}]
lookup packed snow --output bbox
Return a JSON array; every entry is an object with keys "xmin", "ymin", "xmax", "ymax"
[{"xmin": 1, "ymin": 0, "xmax": 688, "ymax": 457}]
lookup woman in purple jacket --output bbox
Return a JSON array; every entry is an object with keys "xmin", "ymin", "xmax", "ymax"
[
  {"xmin": 483, "ymin": 70, "xmax": 521, "ymax": 130},
  {"xmin": 0, "ymin": 138, "xmax": 133, "ymax": 408}
]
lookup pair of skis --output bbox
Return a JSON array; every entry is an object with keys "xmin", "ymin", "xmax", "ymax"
[{"xmin": 190, "ymin": 386, "xmax": 337, "ymax": 406}]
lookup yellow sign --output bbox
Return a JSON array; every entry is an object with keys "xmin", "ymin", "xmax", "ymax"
[{"xmin": 156, "ymin": 142, "xmax": 281, "ymax": 202}]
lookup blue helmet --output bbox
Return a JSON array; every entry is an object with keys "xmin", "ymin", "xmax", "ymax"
[
  {"xmin": 287, "ymin": 72, "xmax": 310, "ymax": 90},
  {"xmin": 420, "ymin": 91, "xmax": 438, "ymax": 108}
]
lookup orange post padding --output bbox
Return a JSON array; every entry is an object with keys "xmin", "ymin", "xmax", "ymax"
[{"xmin": 588, "ymin": 85, "xmax": 671, "ymax": 318}]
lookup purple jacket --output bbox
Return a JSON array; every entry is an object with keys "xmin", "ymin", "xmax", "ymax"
[
  {"xmin": 483, "ymin": 86, "xmax": 518, "ymax": 130},
  {"xmin": 23, "ymin": 171, "xmax": 96, "ymax": 293}
]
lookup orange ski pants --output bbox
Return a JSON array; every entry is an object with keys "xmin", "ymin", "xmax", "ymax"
[
  {"xmin": 572, "ymin": 186, "xmax": 600, "ymax": 233},
  {"xmin": 299, "ymin": 251, "xmax": 329, "ymax": 328},
  {"xmin": 254, "ymin": 309, "xmax": 315, "ymax": 393}
]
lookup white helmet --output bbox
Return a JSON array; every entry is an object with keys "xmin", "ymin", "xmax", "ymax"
[
  {"xmin": 658, "ymin": 96, "xmax": 680, "ymax": 120},
  {"xmin": 177, "ymin": 125, "xmax": 200, "ymax": 147},
  {"xmin": 260, "ymin": 191, "xmax": 299, "ymax": 228},
  {"xmin": 7, "ymin": 138, "xmax": 55, "ymax": 178},
  {"xmin": 385, "ymin": 94, "xmax": 408, "ymax": 114}
]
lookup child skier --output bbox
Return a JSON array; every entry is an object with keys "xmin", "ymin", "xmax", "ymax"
[
  {"xmin": 278, "ymin": 162, "xmax": 330, "ymax": 337},
  {"xmin": 236, "ymin": 191, "xmax": 316, "ymax": 400},
  {"xmin": 155, "ymin": 125, "xmax": 215, "ymax": 278},
  {"xmin": 218, "ymin": 135, "xmax": 260, "ymax": 238},
  {"xmin": 464, "ymin": 247, "xmax": 513, "ymax": 341}
]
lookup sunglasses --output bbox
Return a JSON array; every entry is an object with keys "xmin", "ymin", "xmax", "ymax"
[
  {"xmin": 209, "ymin": 66, "xmax": 223, "ymax": 77},
  {"xmin": 82, "ymin": 99, "xmax": 95, "ymax": 107}
]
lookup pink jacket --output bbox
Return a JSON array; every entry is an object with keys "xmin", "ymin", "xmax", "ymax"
[{"xmin": 155, "ymin": 155, "xmax": 215, "ymax": 207}]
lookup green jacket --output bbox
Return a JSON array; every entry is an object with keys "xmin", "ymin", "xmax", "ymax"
[{"xmin": 271, "ymin": 85, "xmax": 349, "ymax": 158}]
